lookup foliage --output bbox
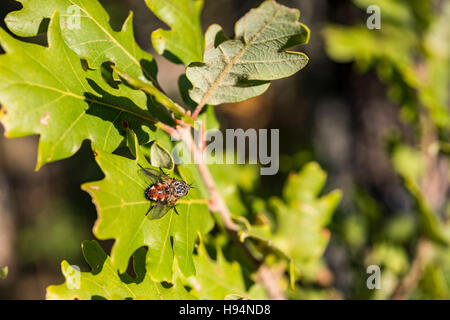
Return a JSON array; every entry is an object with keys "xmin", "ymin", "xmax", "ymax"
[
  {"xmin": 323, "ymin": 0, "xmax": 450, "ymax": 299},
  {"xmin": 323, "ymin": 0, "xmax": 450, "ymax": 131},
  {"xmin": 241, "ymin": 163, "xmax": 341, "ymax": 283},
  {"xmin": 186, "ymin": 0, "xmax": 309, "ymax": 106},
  {"xmin": 0, "ymin": 0, "xmax": 337, "ymax": 300},
  {"xmin": 146, "ymin": 0, "xmax": 204, "ymax": 65},
  {"xmin": 186, "ymin": 238, "xmax": 267, "ymax": 300},
  {"xmin": 46, "ymin": 240, "xmax": 195, "ymax": 300},
  {"xmin": 0, "ymin": 266, "xmax": 7, "ymax": 279}
]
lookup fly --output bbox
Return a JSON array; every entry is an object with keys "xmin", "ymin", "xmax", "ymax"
[{"xmin": 138, "ymin": 164, "xmax": 192, "ymax": 219}]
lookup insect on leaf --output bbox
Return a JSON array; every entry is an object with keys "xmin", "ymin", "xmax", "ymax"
[
  {"xmin": 147, "ymin": 203, "xmax": 173, "ymax": 220},
  {"xmin": 83, "ymin": 148, "xmax": 214, "ymax": 282}
]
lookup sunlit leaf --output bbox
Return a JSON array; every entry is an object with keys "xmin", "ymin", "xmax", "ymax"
[
  {"xmin": 146, "ymin": 0, "xmax": 204, "ymax": 65},
  {"xmin": 46, "ymin": 240, "xmax": 195, "ymax": 300},
  {"xmin": 186, "ymin": 239, "xmax": 266, "ymax": 299},
  {"xmin": 240, "ymin": 162, "xmax": 341, "ymax": 281},
  {"xmin": 0, "ymin": 12, "xmax": 158, "ymax": 169},
  {"xmin": 5, "ymin": 0, "xmax": 158, "ymax": 84},
  {"xmin": 186, "ymin": 0, "xmax": 309, "ymax": 106},
  {"xmin": 82, "ymin": 148, "xmax": 214, "ymax": 281}
]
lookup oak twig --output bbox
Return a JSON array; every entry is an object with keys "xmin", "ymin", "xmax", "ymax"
[{"xmin": 158, "ymin": 123, "xmax": 286, "ymax": 300}]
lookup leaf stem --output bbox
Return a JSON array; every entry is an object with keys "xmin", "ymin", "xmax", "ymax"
[
  {"xmin": 112, "ymin": 66, "xmax": 194, "ymax": 126},
  {"xmin": 178, "ymin": 126, "xmax": 239, "ymax": 231},
  {"xmin": 157, "ymin": 122, "xmax": 287, "ymax": 299}
]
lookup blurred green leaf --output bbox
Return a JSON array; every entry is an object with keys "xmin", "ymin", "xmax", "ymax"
[
  {"xmin": 0, "ymin": 266, "xmax": 7, "ymax": 279},
  {"xmin": 392, "ymin": 145, "xmax": 424, "ymax": 184},
  {"xmin": 209, "ymin": 158, "xmax": 259, "ymax": 218},
  {"xmin": 368, "ymin": 243, "xmax": 409, "ymax": 275},
  {"xmin": 416, "ymin": 264, "xmax": 448, "ymax": 299},
  {"xmin": 18, "ymin": 200, "xmax": 88, "ymax": 265},
  {"xmin": 392, "ymin": 145, "xmax": 448, "ymax": 245},
  {"xmin": 384, "ymin": 213, "xmax": 417, "ymax": 245},
  {"xmin": 186, "ymin": 0, "xmax": 309, "ymax": 106},
  {"xmin": 146, "ymin": 0, "xmax": 204, "ymax": 65},
  {"xmin": 186, "ymin": 239, "xmax": 266, "ymax": 299},
  {"xmin": 47, "ymin": 240, "xmax": 195, "ymax": 300},
  {"xmin": 241, "ymin": 162, "xmax": 342, "ymax": 281},
  {"xmin": 323, "ymin": 0, "xmax": 450, "ymax": 129}
]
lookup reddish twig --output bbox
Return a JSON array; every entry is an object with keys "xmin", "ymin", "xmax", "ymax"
[
  {"xmin": 178, "ymin": 125, "xmax": 239, "ymax": 232},
  {"xmin": 256, "ymin": 265, "xmax": 286, "ymax": 300},
  {"xmin": 391, "ymin": 239, "xmax": 433, "ymax": 300},
  {"xmin": 158, "ymin": 122, "xmax": 286, "ymax": 299}
]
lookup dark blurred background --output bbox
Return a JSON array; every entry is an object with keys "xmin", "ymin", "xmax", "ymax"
[{"xmin": 0, "ymin": 0, "xmax": 447, "ymax": 299}]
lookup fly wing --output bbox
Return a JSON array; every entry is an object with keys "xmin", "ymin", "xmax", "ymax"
[
  {"xmin": 138, "ymin": 164, "xmax": 161, "ymax": 184},
  {"xmin": 147, "ymin": 203, "xmax": 172, "ymax": 220}
]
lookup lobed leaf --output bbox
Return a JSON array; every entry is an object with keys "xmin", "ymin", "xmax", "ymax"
[
  {"xmin": 186, "ymin": 0, "xmax": 310, "ymax": 106},
  {"xmin": 5, "ymin": 0, "xmax": 158, "ymax": 84},
  {"xmin": 240, "ymin": 162, "xmax": 341, "ymax": 282},
  {"xmin": 0, "ymin": 12, "xmax": 158, "ymax": 169},
  {"xmin": 146, "ymin": 0, "xmax": 204, "ymax": 65},
  {"xmin": 46, "ymin": 240, "xmax": 195, "ymax": 300},
  {"xmin": 186, "ymin": 240, "xmax": 267, "ymax": 300},
  {"xmin": 82, "ymin": 147, "xmax": 214, "ymax": 281}
]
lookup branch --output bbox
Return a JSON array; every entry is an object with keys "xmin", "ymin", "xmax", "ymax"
[
  {"xmin": 192, "ymin": 102, "xmax": 206, "ymax": 120},
  {"xmin": 391, "ymin": 239, "xmax": 433, "ymax": 300},
  {"xmin": 256, "ymin": 265, "xmax": 286, "ymax": 300},
  {"xmin": 178, "ymin": 125, "xmax": 239, "ymax": 232},
  {"xmin": 159, "ymin": 123, "xmax": 287, "ymax": 300}
]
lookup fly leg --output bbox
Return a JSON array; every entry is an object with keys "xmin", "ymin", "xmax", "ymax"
[
  {"xmin": 145, "ymin": 205, "xmax": 154, "ymax": 216},
  {"xmin": 159, "ymin": 168, "xmax": 171, "ymax": 179}
]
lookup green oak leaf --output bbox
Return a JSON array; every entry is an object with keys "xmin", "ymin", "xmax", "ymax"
[
  {"xmin": 146, "ymin": 0, "xmax": 204, "ymax": 65},
  {"xmin": 241, "ymin": 162, "xmax": 341, "ymax": 281},
  {"xmin": 82, "ymin": 148, "xmax": 214, "ymax": 282},
  {"xmin": 5, "ymin": 0, "xmax": 158, "ymax": 84},
  {"xmin": 149, "ymin": 142, "xmax": 174, "ymax": 170},
  {"xmin": 0, "ymin": 12, "xmax": 163, "ymax": 169},
  {"xmin": 0, "ymin": 12, "xmax": 162, "ymax": 169},
  {"xmin": 208, "ymin": 159, "xmax": 259, "ymax": 218},
  {"xmin": 125, "ymin": 128, "xmax": 174, "ymax": 170},
  {"xmin": 186, "ymin": 0, "xmax": 309, "ymax": 106},
  {"xmin": 46, "ymin": 240, "xmax": 195, "ymax": 300},
  {"xmin": 186, "ymin": 239, "xmax": 266, "ymax": 300},
  {"xmin": 0, "ymin": 266, "xmax": 8, "ymax": 279}
]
